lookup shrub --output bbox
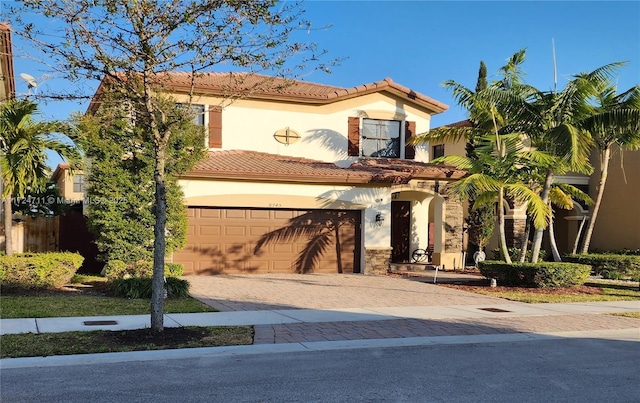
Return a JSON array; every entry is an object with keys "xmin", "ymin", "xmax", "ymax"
[
  {"xmin": 102, "ymin": 260, "xmax": 184, "ymax": 280},
  {"xmin": 564, "ymin": 254, "xmax": 640, "ymax": 281},
  {"xmin": 0, "ymin": 252, "xmax": 84, "ymax": 290},
  {"xmin": 109, "ymin": 277, "xmax": 190, "ymax": 299},
  {"xmin": 478, "ymin": 260, "xmax": 591, "ymax": 288}
]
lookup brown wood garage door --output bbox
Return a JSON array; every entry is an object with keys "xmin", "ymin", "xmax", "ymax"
[{"xmin": 173, "ymin": 207, "xmax": 362, "ymax": 275}]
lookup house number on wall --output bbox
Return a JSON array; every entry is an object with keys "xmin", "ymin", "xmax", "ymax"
[{"xmin": 269, "ymin": 203, "xmax": 282, "ymax": 207}]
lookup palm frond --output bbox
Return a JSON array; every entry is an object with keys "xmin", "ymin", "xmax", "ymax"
[{"xmin": 505, "ymin": 183, "xmax": 550, "ymax": 229}]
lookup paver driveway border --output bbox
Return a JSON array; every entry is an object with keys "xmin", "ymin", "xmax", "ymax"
[{"xmin": 183, "ymin": 273, "xmax": 510, "ymax": 312}]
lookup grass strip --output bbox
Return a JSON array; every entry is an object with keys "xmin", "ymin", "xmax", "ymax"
[
  {"xmin": 1, "ymin": 326, "xmax": 253, "ymax": 358},
  {"xmin": 0, "ymin": 295, "xmax": 218, "ymax": 318}
]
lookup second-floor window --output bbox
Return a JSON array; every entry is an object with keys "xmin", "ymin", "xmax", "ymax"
[
  {"xmin": 73, "ymin": 174, "xmax": 85, "ymax": 193},
  {"xmin": 361, "ymin": 119, "xmax": 401, "ymax": 158},
  {"xmin": 177, "ymin": 103, "xmax": 205, "ymax": 126},
  {"xmin": 432, "ymin": 144, "xmax": 445, "ymax": 159},
  {"xmin": 348, "ymin": 116, "xmax": 416, "ymax": 159}
]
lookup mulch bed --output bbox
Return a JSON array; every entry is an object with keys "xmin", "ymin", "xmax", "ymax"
[{"xmin": 441, "ymin": 283, "xmax": 605, "ymax": 295}]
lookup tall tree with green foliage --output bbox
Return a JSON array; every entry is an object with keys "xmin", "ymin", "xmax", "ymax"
[
  {"xmin": 523, "ymin": 65, "xmax": 628, "ymax": 262},
  {"xmin": 465, "ymin": 60, "xmax": 494, "ymax": 255},
  {"xmin": 75, "ymin": 94, "xmax": 205, "ymax": 264},
  {"xmin": 0, "ymin": 99, "xmax": 78, "ymax": 255},
  {"xmin": 578, "ymin": 81, "xmax": 640, "ymax": 253},
  {"xmin": 11, "ymin": 0, "xmax": 334, "ymax": 332}
]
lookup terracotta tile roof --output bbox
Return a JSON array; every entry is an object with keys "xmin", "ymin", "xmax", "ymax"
[
  {"xmin": 183, "ymin": 151, "xmax": 465, "ymax": 184},
  {"xmin": 164, "ymin": 72, "xmax": 448, "ymax": 113},
  {"xmin": 349, "ymin": 158, "xmax": 466, "ymax": 180},
  {"xmin": 446, "ymin": 119, "xmax": 472, "ymax": 127},
  {"xmin": 91, "ymin": 72, "xmax": 448, "ymax": 114}
]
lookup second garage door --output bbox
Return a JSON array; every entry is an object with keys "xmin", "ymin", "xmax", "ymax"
[{"xmin": 173, "ymin": 207, "xmax": 362, "ymax": 275}]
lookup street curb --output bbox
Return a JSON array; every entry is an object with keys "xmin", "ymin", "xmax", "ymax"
[{"xmin": 2, "ymin": 327, "xmax": 638, "ymax": 369}]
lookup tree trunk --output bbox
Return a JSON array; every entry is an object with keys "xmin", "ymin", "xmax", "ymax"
[
  {"xmin": 518, "ymin": 217, "xmax": 531, "ymax": 262},
  {"xmin": 3, "ymin": 194, "xmax": 13, "ymax": 256},
  {"xmin": 151, "ymin": 144, "xmax": 167, "ymax": 333},
  {"xmin": 572, "ymin": 216, "xmax": 587, "ymax": 254},
  {"xmin": 498, "ymin": 187, "xmax": 511, "ymax": 264},
  {"xmin": 548, "ymin": 207, "xmax": 561, "ymax": 262},
  {"xmin": 581, "ymin": 147, "xmax": 610, "ymax": 254},
  {"xmin": 530, "ymin": 169, "xmax": 554, "ymax": 263}
]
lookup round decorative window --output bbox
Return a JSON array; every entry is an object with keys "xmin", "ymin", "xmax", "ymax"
[{"xmin": 273, "ymin": 127, "xmax": 301, "ymax": 145}]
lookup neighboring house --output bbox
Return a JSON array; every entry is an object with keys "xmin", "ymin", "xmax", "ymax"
[
  {"xmin": 438, "ymin": 120, "xmax": 639, "ymax": 257},
  {"xmin": 50, "ymin": 162, "xmax": 85, "ymax": 202},
  {"xmin": 50, "ymin": 163, "xmax": 101, "ymax": 273},
  {"xmin": 89, "ymin": 73, "xmax": 466, "ymax": 275}
]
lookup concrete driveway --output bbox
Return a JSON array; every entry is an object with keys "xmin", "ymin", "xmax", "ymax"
[{"xmin": 183, "ymin": 272, "xmax": 509, "ymax": 311}]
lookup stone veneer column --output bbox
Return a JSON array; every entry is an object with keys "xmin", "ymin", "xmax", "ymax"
[
  {"xmin": 432, "ymin": 186, "xmax": 465, "ymax": 270},
  {"xmin": 505, "ymin": 217, "xmax": 527, "ymax": 249},
  {"xmin": 364, "ymin": 247, "xmax": 392, "ymax": 275}
]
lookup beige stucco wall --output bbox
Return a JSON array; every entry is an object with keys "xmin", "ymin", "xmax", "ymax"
[
  {"xmin": 588, "ymin": 147, "xmax": 640, "ymax": 251},
  {"xmin": 172, "ymin": 92, "xmax": 435, "ymax": 166},
  {"xmin": 58, "ymin": 170, "xmax": 85, "ymax": 201}
]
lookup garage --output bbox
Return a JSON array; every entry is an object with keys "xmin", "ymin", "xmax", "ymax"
[{"xmin": 173, "ymin": 207, "xmax": 362, "ymax": 275}]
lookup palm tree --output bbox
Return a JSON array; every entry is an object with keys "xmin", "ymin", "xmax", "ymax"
[
  {"xmin": 578, "ymin": 83, "xmax": 640, "ymax": 253},
  {"xmin": 0, "ymin": 99, "xmax": 78, "ymax": 255},
  {"xmin": 430, "ymin": 130, "xmax": 552, "ymax": 264},
  {"xmin": 524, "ymin": 64, "xmax": 630, "ymax": 262},
  {"xmin": 416, "ymin": 50, "xmax": 549, "ymax": 263}
]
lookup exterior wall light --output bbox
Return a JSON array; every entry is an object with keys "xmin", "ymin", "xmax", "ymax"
[{"xmin": 374, "ymin": 212, "xmax": 385, "ymax": 226}]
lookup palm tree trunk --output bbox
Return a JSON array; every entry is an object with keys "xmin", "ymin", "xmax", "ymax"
[
  {"xmin": 548, "ymin": 207, "xmax": 561, "ymax": 261},
  {"xmin": 518, "ymin": 217, "xmax": 531, "ymax": 262},
  {"xmin": 498, "ymin": 187, "xmax": 511, "ymax": 264},
  {"xmin": 572, "ymin": 216, "xmax": 587, "ymax": 254},
  {"xmin": 581, "ymin": 147, "xmax": 610, "ymax": 254},
  {"xmin": 3, "ymin": 194, "xmax": 13, "ymax": 256},
  {"xmin": 531, "ymin": 169, "xmax": 554, "ymax": 262}
]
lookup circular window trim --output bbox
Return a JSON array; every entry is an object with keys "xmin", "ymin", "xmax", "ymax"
[{"xmin": 273, "ymin": 127, "xmax": 301, "ymax": 145}]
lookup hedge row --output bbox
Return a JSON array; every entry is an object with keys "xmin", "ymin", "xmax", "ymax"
[
  {"xmin": 564, "ymin": 254, "xmax": 640, "ymax": 281},
  {"xmin": 109, "ymin": 277, "xmax": 190, "ymax": 299},
  {"xmin": 478, "ymin": 260, "xmax": 591, "ymax": 288},
  {"xmin": 101, "ymin": 260, "xmax": 184, "ymax": 280},
  {"xmin": 0, "ymin": 252, "xmax": 84, "ymax": 289}
]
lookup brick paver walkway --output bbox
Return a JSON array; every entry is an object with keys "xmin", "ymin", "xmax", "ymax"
[
  {"xmin": 184, "ymin": 273, "xmax": 639, "ymax": 346},
  {"xmin": 254, "ymin": 314, "xmax": 640, "ymax": 344},
  {"xmin": 184, "ymin": 273, "xmax": 507, "ymax": 311}
]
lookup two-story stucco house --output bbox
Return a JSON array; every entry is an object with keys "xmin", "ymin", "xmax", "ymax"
[{"xmin": 88, "ymin": 73, "xmax": 467, "ymax": 275}]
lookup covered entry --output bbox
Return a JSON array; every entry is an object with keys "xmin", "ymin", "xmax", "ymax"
[{"xmin": 173, "ymin": 207, "xmax": 362, "ymax": 275}]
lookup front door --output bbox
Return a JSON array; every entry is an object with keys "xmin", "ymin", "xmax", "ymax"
[{"xmin": 391, "ymin": 201, "xmax": 411, "ymax": 262}]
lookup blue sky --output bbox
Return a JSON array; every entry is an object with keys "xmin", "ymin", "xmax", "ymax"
[{"xmin": 4, "ymin": 1, "xmax": 640, "ymax": 166}]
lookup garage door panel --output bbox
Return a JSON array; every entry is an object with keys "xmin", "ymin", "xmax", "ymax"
[
  {"xmin": 224, "ymin": 226, "xmax": 246, "ymax": 236},
  {"xmin": 175, "ymin": 207, "xmax": 361, "ymax": 275},
  {"xmin": 199, "ymin": 209, "xmax": 221, "ymax": 219},
  {"xmin": 199, "ymin": 225, "xmax": 221, "ymax": 236},
  {"xmin": 250, "ymin": 210, "xmax": 270, "ymax": 219},
  {"xmin": 224, "ymin": 209, "xmax": 246, "ymax": 219}
]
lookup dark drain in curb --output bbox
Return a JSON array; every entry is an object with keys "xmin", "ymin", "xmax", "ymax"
[
  {"xmin": 84, "ymin": 320, "xmax": 118, "ymax": 326},
  {"xmin": 478, "ymin": 307, "xmax": 511, "ymax": 313}
]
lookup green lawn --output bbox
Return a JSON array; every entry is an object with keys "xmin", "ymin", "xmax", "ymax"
[
  {"xmin": 0, "ymin": 294, "xmax": 217, "ymax": 318},
  {"xmin": 0, "ymin": 326, "xmax": 253, "ymax": 358},
  {"xmin": 0, "ymin": 275, "xmax": 218, "ymax": 319}
]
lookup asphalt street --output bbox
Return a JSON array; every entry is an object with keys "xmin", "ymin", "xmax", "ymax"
[{"xmin": 2, "ymin": 336, "xmax": 639, "ymax": 402}]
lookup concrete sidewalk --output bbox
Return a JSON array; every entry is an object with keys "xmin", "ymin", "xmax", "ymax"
[{"xmin": 2, "ymin": 300, "xmax": 638, "ymax": 339}]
